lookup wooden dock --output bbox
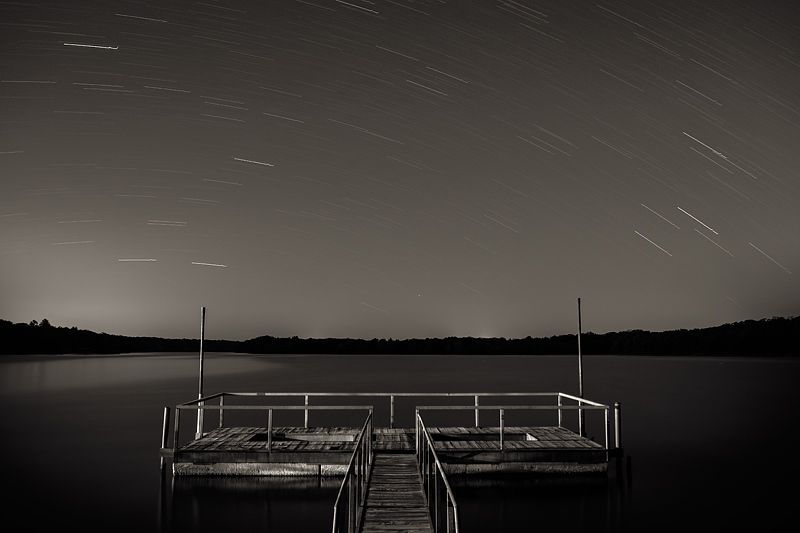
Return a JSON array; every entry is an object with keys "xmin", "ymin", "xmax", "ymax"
[
  {"xmin": 361, "ymin": 454, "xmax": 432, "ymax": 533},
  {"xmin": 172, "ymin": 425, "xmax": 605, "ymax": 475},
  {"xmin": 161, "ymin": 392, "xmax": 624, "ymax": 532}
]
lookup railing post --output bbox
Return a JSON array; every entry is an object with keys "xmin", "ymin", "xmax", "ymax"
[
  {"xmin": 160, "ymin": 407, "xmax": 171, "ymax": 470},
  {"xmin": 415, "ymin": 409, "xmax": 420, "ymax": 458},
  {"xmin": 195, "ymin": 400, "xmax": 204, "ymax": 440},
  {"xmin": 604, "ymin": 406, "xmax": 610, "ymax": 453},
  {"xmin": 348, "ymin": 471, "xmax": 356, "ymax": 533},
  {"xmin": 474, "ymin": 395, "xmax": 480, "ymax": 428},
  {"xmin": 305, "ymin": 395, "xmax": 309, "ymax": 428},
  {"xmin": 173, "ymin": 407, "xmax": 181, "ymax": 462},
  {"xmin": 433, "ymin": 467, "xmax": 439, "ymax": 530},
  {"xmin": 500, "ymin": 408, "xmax": 505, "ymax": 452},
  {"xmin": 355, "ymin": 449, "xmax": 361, "ymax": 525},
  {"xmin": 219, "ymin": 395, "xmax": 224, "ymax": 428},
  {"xmin": 614, "ymin": 401, "xmax": 622, "ymax": 450},
  {"xmin": 557, "ymin": 394, "xmax": 562, "ymax": 427},
  {"xmin": 390, "ymin": 395, "xmax": 395, "ymax": 429},
  {"xmin": 268, "ymin": 409, "xmax": 273, "ymax": 453},
  {"xmin": 368, "ymin": 411, "xmax": 373, "ymax": 468},
  {"xmin": 196, "ymin": 307, "xmax": 205, "ymax": 440},
  {"xmin": 447, "ymin": 498, "xmax": 455, "ymax": 533},
  {"xmin": 370, "ymin": 409, "xmax": 374, "ymax": 466},
  {"xmin": 578, "ymin": 398, "xmax": 584, "ymax": 437}
]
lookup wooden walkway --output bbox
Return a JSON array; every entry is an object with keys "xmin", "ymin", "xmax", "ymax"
[{"xmin": 361, "ymin": 454, "xmax": 433, "ymax": 533}]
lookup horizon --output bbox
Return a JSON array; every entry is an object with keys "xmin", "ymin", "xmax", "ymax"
[
  {"xmin": 5, "ymin": 312, "xmax": 795, "ymax": 343},
  {"xmin": 2, "ymin": 1, "xmax": 798, "ymax": 341}
]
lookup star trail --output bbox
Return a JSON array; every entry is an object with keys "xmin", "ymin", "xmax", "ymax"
[{"xmin": 1, "ymin": 0, "xmax": 798, "ymax": 341}]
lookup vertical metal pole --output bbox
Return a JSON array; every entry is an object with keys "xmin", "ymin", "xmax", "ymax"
[
  {"xmin": 195, "ymin": 306, "xmax": 205, "ymax": 439},
  {"xmin": 605, "ymin": 406, "xmax": 611, "ymax": 455},
  {"xmin": 348, "ymin": 471, "xmax": 356, "ymax": 533},
  {"xmin": 615, "ymin": 402, "xmax": 622, "ymax": 451},
  {"xmin": 355, "ymin": 447, "xmax": 361, "ymax": 523},
  {"xmin": 557, "ymin": 394, "xmax": 563, "ymax": 427},
  {"xmin": 500, "ymin": 409, "xmax": 505, "ymax": 452},
  {"xmin": 173, "ymin": 408, "xmax": 181, "ymax": 462},
  {"xmin": 447, "ymin": 499, "xmax": 455, "ymax": 533},
  {"xmin": 304, "ymin": 395, "xmax": 309, "ymax": 428},
  {"xmin": 577, "ymin": 298, "xmax": 585, "ymax": 438},
  {"xmin": 390, "ymin": 395, "xmax": 395, "ymax": 429},
  {"xmin": 415, "ymin": 409, "xmax": 420, "ymax": 458},
  {"xmin": 268, "ymin": 409, "xmax": 273, "ymax": 453},
  {"xmin": 160, "ymin": 407, "xmax": 171, "ymax": 470},
  {"xmin": 369, "ymin": 409, "xmax": 374, "ymax": 467},
  {"xmin": 474, "ymin": 395, "xmax": 480, "ymax": 428},
  {"xmin": 434, "ymin": 468, "xmax": 439, "ymax": 529},
  {"xmin": 219, "ymin": 395, "xmax": 224, "ymax": 428}
]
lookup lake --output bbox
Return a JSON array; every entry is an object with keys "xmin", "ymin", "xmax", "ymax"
[{"xmin": 1, "ymin": 352, "xmax": 797, "ymax": 532}]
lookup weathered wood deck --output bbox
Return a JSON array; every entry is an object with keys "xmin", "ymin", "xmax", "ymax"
[
  {"xmin": 173, "ymin": 425, "xmax": 606, "ymax": 475},
  {"xmin": 361, "ymin": 454, "xmax": 433, "ymax": 533}
]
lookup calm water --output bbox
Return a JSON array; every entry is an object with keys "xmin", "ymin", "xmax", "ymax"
[{"xmin": 1, "ymin": 353, "xmax": 797, "ymax": 532}]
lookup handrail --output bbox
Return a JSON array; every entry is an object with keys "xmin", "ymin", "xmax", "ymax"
[
  {"xmin": 178, "ymin": 391, "xmax": 600, "ymax": 431},
  {"xmin": 417, "ymin": 413, "xmax": 460, "ymax": 533},
  {"xmin": 167, "ymin": 392, "xmax": 620, "ymax": 459},
  {"xmin": 172, "ymin": 404, "xmax": 372, "ymax": 455},
  {"xmin": 417, "ymin": 402, "xmax": 611, "ymax": 451},
  {"xmin": 332, "ymin": 412, "xmax": 373, "ymax": 533}
]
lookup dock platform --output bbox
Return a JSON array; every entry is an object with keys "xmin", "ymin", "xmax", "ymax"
[
  {"xmin": 173, "ymin": 425, "xmax": 606, "ymax": 475},
  {"xmin": 161, "ymin": 391, "xmax": 625, "ymax": 532}
]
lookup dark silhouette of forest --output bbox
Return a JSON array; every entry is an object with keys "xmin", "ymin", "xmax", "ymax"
[{"xmin": 1, "ymin": 315, "xmax": 797, "ymax": 356}]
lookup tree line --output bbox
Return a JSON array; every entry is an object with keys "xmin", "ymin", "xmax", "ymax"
[{"xmin": 1, "ymin": 315, "xmax": 797, "ymax": 356}]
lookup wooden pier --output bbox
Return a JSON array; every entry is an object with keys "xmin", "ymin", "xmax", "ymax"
[
  {"xmin": 160, "ymin": 392, "xmax": 623, "ymax": 532},
  {"xmin": 361, "ymin": 454, "xmax": 432, "ymax": 533}
]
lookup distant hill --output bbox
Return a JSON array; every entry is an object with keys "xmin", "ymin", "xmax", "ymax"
[{"xmin": 1, "ymin": 316, "xmax": 797, "ymax": 356}]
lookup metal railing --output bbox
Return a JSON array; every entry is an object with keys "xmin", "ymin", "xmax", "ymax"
[
  {"xmin": 416, "ymin": 394, "xmax": 612, "ymax": 451},
  {"xmin": 417, "ymin": 413, "xmax": 460, "ymax": 533},
  {"xmin": 162, "ymin": 392, "xmax": 621, "ymax": 459},
  {"xmin": 332, "ymin": 412, "xmax": 373, "ymax": 533},
  {"xmin": 170, "ymin": 392, "xmax": 374, "ymax": 453},
  {"xmin": 173, "ymin": 391, "xmax": 607, "ymax": 431}
]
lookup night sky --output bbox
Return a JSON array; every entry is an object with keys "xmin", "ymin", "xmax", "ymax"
[{"xmin": 1, "ymin": 0, "xmax": 798, "ymax": 342}]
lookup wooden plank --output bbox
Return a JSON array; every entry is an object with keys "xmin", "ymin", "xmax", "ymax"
[{"xmin": 361, "ymin": 454, "xmax": 432, "ymax": 533}]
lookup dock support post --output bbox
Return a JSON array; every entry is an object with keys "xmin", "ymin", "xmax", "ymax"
[
  {"xmin": 219, "ymin": 395, "xmax": 224, "ymax": 429},
  {"xmin": 474, "ymin": 395, "xmax": 480, "ymax": 428},
  {"xmin": 390, "ymin": 395, "xmax": 394, "ymax": 429},
  {"xmin": 615, "ymin": 402, "xmax": 622, "ymax": 451},
  {"xmin": 304, "ymin": 395, "xmax": 309, "ymax": 428},
  {"xmin": 604, "ymin": 406, "xmax": 611, "ymax": 456},
  {"xmin": 195, "ymin": 306, "xmax": 205, "ymax": 440},
  {"xmin": 160, "ymin": 407, "xmax": 171, "ymax": 470}
]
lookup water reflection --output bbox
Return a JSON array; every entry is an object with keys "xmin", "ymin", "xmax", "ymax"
[
  {"xmin": 451, "ymin": 466, "xmax": 631, "ymax": 533},
  {"xmin": 157, "ymin": 458, "xmax": 633, "ymax": 533},
  {"xmin": 0, "ymin": 353, "xmax": 284, "ymax": 395},
  {"xmin": 161, "ymin": 474, "xmax": 341, "ymax": 533}
]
